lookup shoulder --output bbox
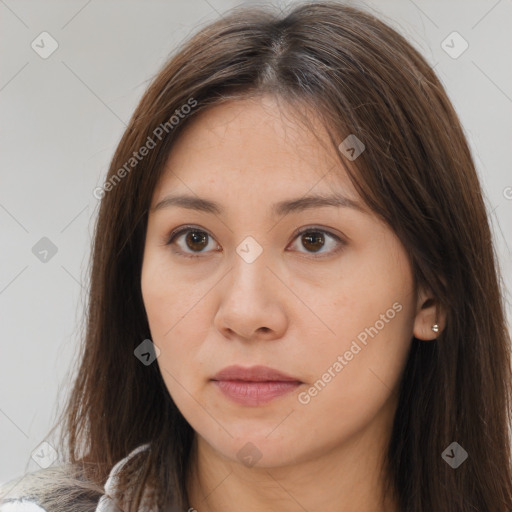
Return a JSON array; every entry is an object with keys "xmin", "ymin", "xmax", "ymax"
[
  {"xmin": 0, "ymin": 463, "xmax": 100, "ymax": 512},
  {"xmin": 0, "ymin": 444, "xmax": 151, "ymax": 512},
  {"xmin": 0, "ymin": 464, "xmax": 85, "ymax": 512}
]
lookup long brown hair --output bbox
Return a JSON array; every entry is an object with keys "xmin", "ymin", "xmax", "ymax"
[{"xmin": 51, "ymin": 1, "xmax": 512, "ymax": 510}]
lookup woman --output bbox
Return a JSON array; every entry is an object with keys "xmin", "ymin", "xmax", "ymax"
[{"xmin": 2, "ymin": 1, "xmax": 511, "ymax": 511}]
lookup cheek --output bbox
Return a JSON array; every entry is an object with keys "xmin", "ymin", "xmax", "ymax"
[
  {"xmin": 298, "ymin": 244, "xmax": 415, "ymax": 412},
  {"xmin": 293, "ymin": 299, "xmax": 413, "ymax": 449},
  {"xmin": 141, "ymin": 258, "xmax": 216, "ymax": 395},
  {"xmin": 308, "ymin": 248, "xmax": 412, "ymax": 353},
  {"xmin": 141, "ymin": 254, "xmax": 197, "ymax": 338}
]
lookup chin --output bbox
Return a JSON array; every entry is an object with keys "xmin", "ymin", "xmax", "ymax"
[{"xmin": 199, "ymin": 425, "xmax": 314, "ymax": 469}]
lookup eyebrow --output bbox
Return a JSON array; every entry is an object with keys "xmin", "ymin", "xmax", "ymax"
[{"xmin": 151, "ymin": 192, "xmax": 365, "ymax": 217}]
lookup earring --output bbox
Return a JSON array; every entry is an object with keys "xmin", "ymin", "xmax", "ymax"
[{"xmin": 432, "ymin": 324, "xmax": 439, "ymax": 333}]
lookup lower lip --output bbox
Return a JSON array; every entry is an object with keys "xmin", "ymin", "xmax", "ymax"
[{"xmin": 212, "ymin": 380, "xmax": 301, "ymax": 406}]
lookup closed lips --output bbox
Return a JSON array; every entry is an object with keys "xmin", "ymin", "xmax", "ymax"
[
  {"xmin": 211, "ymin": 366, "xmax": 303, "ymax": 406},
  {"xmin": 211, "ymin": 365, "xmax": 302, "ymax": 383}
]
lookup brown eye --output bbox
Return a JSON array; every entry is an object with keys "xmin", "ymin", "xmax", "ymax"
[
  {"xmin": 166, "ymin": 227, "xmax": 220, "ymax": 258},
  {"xmin": 288, "ymin": 227, "xmax": 345, "ymax": 258},
  {"xmin": 184, "ymin": 230, "xmax": 209, "ymax": 251},
  {"xmin": 166, "ymin": 225, "xmax": 345, "ymax": 260},
  {"xmin": 301, "ymin": 231, "xmax": 326, "ymax": 253}
]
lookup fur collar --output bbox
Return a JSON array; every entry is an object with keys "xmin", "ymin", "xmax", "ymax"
[{"xmin": 0, "ymin": 444, "xmax": 154, "ymax": 512}]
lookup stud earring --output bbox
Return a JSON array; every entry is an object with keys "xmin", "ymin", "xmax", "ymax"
[{"xmin": 432, "ymin": 324, "xmax": 439, "ymax": 333}]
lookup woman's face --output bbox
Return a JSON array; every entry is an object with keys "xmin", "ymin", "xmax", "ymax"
[{"xmin": 141, "ymin": 95, "xmax": 426, "ymax": 468}]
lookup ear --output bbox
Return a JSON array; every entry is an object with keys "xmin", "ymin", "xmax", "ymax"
[{"xmin": 413, "ymin": 286, "xmax": 446, "ymax": 340}]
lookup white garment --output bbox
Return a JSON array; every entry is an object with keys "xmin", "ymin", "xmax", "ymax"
[
  {"xmin": 94, "ymin": 443, "xmax": 150, "ymax": 512},
  {"xmin": 0, "ymin": 502, "xmax": 46, "ymax": 512},
  {"xmin": 0, "ymin": 444, "xmax": 151, "ymax": 512}
]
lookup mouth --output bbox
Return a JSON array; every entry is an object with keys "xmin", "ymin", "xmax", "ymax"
[{"xmin": 211, "ymin": 365, "xmax": 303, "ymax": 406}]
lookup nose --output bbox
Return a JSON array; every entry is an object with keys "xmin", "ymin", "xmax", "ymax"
[{"xmin": 213, "ymin": 252, "xmax": 289, "ymax": 342}]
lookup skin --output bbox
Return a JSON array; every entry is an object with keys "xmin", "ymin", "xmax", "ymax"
[{"xmin": 141, "ymin": 95, "xmax": 445, "ymax": 512}]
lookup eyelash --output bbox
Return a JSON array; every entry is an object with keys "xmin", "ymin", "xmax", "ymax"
[{"xmin": 164, "ymin": 225, "xmax": 346, "ymax": 260}]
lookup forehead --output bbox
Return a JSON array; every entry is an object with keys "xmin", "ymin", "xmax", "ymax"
[{"xmin": 152, "ymin": 95, "xmax": 360, "ymax": 207}]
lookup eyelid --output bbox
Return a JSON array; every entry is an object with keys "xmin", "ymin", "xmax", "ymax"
[
  {"xmin": 163, "ymin": 224, "xmax": 216, "ymax": 247},
  {"xmin": 163, "ymin": 224, "xmax": 346, "ymax": 259},
  {"xmin": 288, "ymin": 226, "xmax": 346, "ymax": 258}
]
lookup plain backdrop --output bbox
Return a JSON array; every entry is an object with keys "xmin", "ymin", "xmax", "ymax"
[{"xmin": 1, "ymin": 0, "xmax": 511, "ymax": 484}]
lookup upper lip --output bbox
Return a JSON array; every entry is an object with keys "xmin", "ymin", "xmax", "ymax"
[{"xmin": 212, "ymin": 365, "xmax": 301, "ymax": 382}]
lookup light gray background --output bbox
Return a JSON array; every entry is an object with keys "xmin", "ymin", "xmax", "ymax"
[{"xmin": 1, "ymin": 0, "xmax": 511, "ymax": 483}]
